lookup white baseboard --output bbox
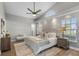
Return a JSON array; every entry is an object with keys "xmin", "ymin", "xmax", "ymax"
[{"xmin": 69, "ymin": 46, "xmax": 79, "ymax": 51}]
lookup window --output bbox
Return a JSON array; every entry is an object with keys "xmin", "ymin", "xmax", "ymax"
[{"xmin": 61, "ymin": 17, "xmax": 77, "ymax": 42}]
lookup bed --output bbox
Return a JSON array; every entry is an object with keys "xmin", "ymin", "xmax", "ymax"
[{"xmin": 24, "ymin": 33, "xmax": 57, "ymax": 55}]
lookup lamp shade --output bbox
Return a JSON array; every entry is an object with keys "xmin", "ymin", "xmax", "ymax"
[{"xmin": 59, "ymin": 27, "xmax": 66, "ymax": 32}]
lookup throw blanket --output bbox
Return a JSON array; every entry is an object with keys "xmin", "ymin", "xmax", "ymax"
[{"xmin": 24, "ymin": 36, "xmax": 49, "ymax": 55}]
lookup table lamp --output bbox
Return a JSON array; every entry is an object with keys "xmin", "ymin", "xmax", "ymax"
[{"xmin": 59, "ymin": 27, "xmax": 66, "ymax": 38}]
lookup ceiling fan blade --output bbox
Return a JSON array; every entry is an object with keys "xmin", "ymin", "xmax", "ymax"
[
  {"xmin": 26, "ymin": 2, "xmax": 41, "ymax": 15},
  {"xmin": 26, "ymin": 13, "xmax": 32, "ymax": 14},
  {"xmin": 27, "ymin": 8, "xmax": 33, "ymax": 13},
  {"xmin": 36, "ymin": 9, "xmax": 41, "ymax": 13}
]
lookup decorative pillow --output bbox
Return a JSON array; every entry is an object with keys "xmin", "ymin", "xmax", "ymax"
[
  {"xmin": 47, "ymin": 33, "xmax": 56, "ymax": 38},
  {"xmin": 47, "ymin": 33, "xmax": 57, "ymax": 42}
]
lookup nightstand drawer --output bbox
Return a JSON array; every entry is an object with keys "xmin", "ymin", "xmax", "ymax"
[{"xmin": 57, "ymin": 37, "xmax": 69, "ymax": 49}]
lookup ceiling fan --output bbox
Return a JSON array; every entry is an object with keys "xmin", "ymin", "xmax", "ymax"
[{"xmin": 26, "ymin": 2, "xmax": 41, "ymax": 16}]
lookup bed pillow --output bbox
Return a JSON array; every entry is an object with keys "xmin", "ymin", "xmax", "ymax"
[{"xmin": 47, "ymin": 33, "xmax": 57, "ymax": 42}]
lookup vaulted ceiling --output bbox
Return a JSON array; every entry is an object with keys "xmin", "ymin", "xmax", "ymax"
[
  {"xmin": 4, "ymin": 2, "xmax": 79, "ymax": 19},
  {"xmin": 4, "ymin": 2, "xmax": 55, "ymax": 19}
]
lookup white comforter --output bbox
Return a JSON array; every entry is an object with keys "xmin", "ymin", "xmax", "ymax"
[{"xmin": 24, "ymin": 36, "xmax": 57, "ymax": 55}]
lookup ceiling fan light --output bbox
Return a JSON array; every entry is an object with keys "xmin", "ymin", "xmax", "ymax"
[{"xmin": 33, "ymin": 14, "xmax": 36, "ymax": 16}]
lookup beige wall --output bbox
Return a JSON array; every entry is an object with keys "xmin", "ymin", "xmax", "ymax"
[{"xmin": 35, "ymin": 16, "xmax": 60, "ymax": 36}]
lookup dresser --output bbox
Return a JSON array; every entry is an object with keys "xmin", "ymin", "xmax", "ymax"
[
  {"xmin": 57, "ymin": 37, "xmax": 69, "ymax": 50},
  {"xmin": 1, "ymin": 36, "xmax": 11, "ymax": 52}
]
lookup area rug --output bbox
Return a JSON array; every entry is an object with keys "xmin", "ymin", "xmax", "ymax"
[
  {"xmin": 14, "ymin": 42, "xmax": 62, "ymax": 56},
  {"xmin": 14, "ymin": 42, "xmax": 46, "ymax": 56},
  {"xmin": 14, "ymin": 42, "xmax": 34, "ymax": 56}
]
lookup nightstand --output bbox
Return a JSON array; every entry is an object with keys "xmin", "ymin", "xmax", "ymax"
[
  {"xmin": 1, "ymin": 36, "xmax": 11, "ymax": 52},
  {"xmin": 57, "ymin": 37, "xmax": 69, "ymax": 50}
]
